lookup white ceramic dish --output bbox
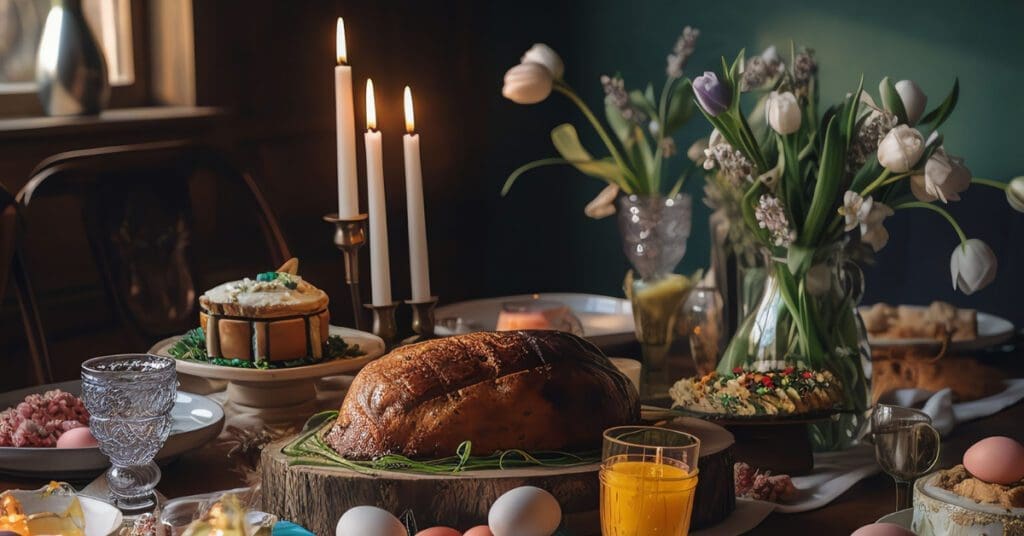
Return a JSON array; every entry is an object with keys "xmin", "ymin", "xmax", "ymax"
[
  {"xmin": 860, "ymin": 306, "xmax": 1014, "ymax": 351},
  {"xmin": 151, "ymin": 326, "xmax": 384, "ymax": 425},
  {"xmin": 0, "ymin": 380, "xmax": 224, "ymax": 479},
  {"xmin": 876, "ymin": 507, "xmax": 913, "ymax": 528},
  {"xmin": 2, "ymin": 487, "xmax": 123, "ymax": 536},
  {"xmin": 435, "ymin": 293, "xmax": 635, "ymax": 346},
  {"xmin": 80, "ymin": 495, "xmax": 125, "ymax": 536}
]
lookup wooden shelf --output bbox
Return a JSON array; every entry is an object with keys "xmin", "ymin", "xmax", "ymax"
[{"xmin": 0, "ymin": 106, "xmax": 226, "ymax": 141}]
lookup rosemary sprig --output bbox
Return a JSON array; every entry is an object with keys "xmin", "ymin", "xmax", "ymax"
[{"xmin": 283, "ymin": 411, "xmax": 600, "ymax": 474}]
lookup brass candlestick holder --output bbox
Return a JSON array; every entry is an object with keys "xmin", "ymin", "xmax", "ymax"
[
  {"xmin": 324, "ymin": 213, "xmax": 369, "ymax": 330},
  {"xmin": 365, "ymin": 302, "xmax": 400, "ymax": 349},
  {"xmin": 403, "ymin": 296, "xmax": 439, "ymax": 344}
]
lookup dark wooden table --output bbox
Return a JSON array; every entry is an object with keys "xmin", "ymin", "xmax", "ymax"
[{"xmin": 2, "ymin": 346, "xmax": 1022, "ymax": 535}]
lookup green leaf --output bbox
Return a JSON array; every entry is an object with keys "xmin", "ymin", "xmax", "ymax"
[
  {"xmin": 644, "ymin": 83, "xmax": 656, "ymax": 108},
  {"xmin": 879, "ymin": 76, "xmax": 908, "ymax": 124},
  {"xmin": 801, "ymin": 117, "xmax": 844, "ymax": 246},
  {"xmin": 918, "ymin": 78, "xmax": 959, "ymax": 130},
  {"xmin": 629, "ymin": 89, "xmax": 658, "ymax": 119},
  {"xmin": 786, "ymin": 244, "xmax": 815, "ymax": 277},
  {"xmin": 502, "ymin": 157, "xmax": 572, "ymax": 196},
  {"xmin": 665, "ymin": 81, "xmax": 695, "ymax": 133},
  {"xmin": 841, "ymin": 75, "xmax": 865, "ymax": 153},
  {"xmin": 605, "ymin": 99, "xmax": 631, "ymax": 143},
  {"xmin": 551, "ymin": 124, "xmax": 628, "ymax": 184}
]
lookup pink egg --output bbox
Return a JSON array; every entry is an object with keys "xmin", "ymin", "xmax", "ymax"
[
  {"xmin": 56, "ymin": 427, "xmax": 98, "ymax": 448},
  {"xmin": 963, "ymin": 436, "xmax": 1024, "ymax": 485},
  {"xmin": 415, "ymin": 529, "xmax": 461, "ymax": 536},
  {"xmin": 850, "ymin": 522, "xmax": 915, "ymax": 536},
  {"xmin": 463, "ymin": 527, "xmax": 494, "ymax": 536}
]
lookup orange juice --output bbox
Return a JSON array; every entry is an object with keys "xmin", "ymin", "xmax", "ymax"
[{"xmin": 599, "ymin": 458, "xmax": 698, "ymax": 535}]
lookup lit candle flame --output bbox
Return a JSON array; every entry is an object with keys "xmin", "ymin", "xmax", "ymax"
[
  {"xmin": 404, "ymin": 86, "xmax": 415, "ymax": 134},
  {"xmin": 366, "ymin": 79, "xmax": 377, "ymax": 130},
  {"xmin": 336, "ymin": 18, "xmax": 347, "ymax": 64}
]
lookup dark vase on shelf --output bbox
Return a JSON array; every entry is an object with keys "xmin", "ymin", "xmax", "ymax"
[{"xmin": 35, "ymin": 0, "xmax": 110, "ymax": 116}]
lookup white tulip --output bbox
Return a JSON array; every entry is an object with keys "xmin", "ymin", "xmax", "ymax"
[
  {"xmin": 765, "ymin": 91, "xmax": 801, "ymax": 135},
  {"xmin": 895, "ymin": 80, "xmax": 927, "ymax": 125},
  {"xmin": 877, "ymin": 125, "xmax": 925, "ymax": 173},
  {"xmin": 761, "ymin": 45, "xmax": 781, "ymax": 64},
  {"xmin": 521, "ymin": 43, "xmax": 564, "ymax": 79},
  {"xmin": 1007, "ymin": 177, "xmax": 1024, "ymax": 213},
  {"xmin": 584, "ymin": 183, "xmax": 619, "ymax": 219},
  {"xmin": 910, "ymin": 149, "xmax": 971, "ymax": 203},
  {"xmin": 950, "ymin": 239, "xmax": 998, "ymax": 295},
  {"xmin": 502, "ymin": 63, "xmax": 553, "ymax": 105}
]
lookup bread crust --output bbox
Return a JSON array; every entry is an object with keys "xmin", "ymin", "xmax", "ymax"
[{"xmin": 326, "ymin": 330, "xmax": 640, "ymax": 459}]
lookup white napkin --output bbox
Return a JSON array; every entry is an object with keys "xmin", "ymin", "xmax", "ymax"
[
  {"xmin": 769, "ymin": 379, "xmax": 1024, "ymax": 514},
  {"xmin": 878, "ymin": 378, "xmax": 1024, "ymax": 436}
]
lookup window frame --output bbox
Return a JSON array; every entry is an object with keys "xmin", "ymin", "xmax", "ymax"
[{"xmin": 0, "ymin": 0, "xmax": 151, "ymax": 118}]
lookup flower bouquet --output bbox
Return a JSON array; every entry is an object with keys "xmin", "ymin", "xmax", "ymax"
[
  {"xmin": 682, "ymin": 46, "xmax": 1020, "ymax": 449},
  {"xmin": 500, "ymin": 30, "xmax": 707, "ymax": 400}
]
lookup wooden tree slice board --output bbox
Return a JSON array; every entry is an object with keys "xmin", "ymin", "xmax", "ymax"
[{"xmin": 260, "ymin": 418, "xmax": 736, "ymax": 535}]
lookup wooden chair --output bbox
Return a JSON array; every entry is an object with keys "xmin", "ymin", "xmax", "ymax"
[
  {"xmin": 0, "ymin": 182, "xmax": 52, "ymax": 388},
  {"xmin": 15, "ymin": 141, "xmax": 290, "ymax": 381}
]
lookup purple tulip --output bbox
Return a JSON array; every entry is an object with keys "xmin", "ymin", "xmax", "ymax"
[{"xmin": 693, "ymin": 71, "xmax": 731, "ymax": 116}]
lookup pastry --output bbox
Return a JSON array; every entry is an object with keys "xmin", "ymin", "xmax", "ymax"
[
  {"xmin": 913, "ymin": 465, "xmax": 1024, "ymax": 535},
  {"xmin": 198, "ymin": 258, "xmax": 330, "ymax": 364},
  {"xmin": 871, "ymin": 356, "xmax": 1005, "ymax": 403},
  {"xmin": 863, "ymin": 301, "xmax": 978, "ymax": 342},
  {"xmin": 326, "ymin": 330, "xmax": 640, "ymax": 459},
  {"xmin": 669, "ymin": 368, "xmax": 844, "ymax": 417}
]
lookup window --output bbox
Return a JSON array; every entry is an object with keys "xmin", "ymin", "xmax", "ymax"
[{"xmin": 0, "ymin": 0, "xmax": 146, "ymax": 116}]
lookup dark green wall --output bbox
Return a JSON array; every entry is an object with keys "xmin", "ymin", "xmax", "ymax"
[{"xmin": 478, "ymin": 0, "xmax": 1024, "ymax": 324}]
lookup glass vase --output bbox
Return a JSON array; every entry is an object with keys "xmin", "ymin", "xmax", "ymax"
[
  {"xmin": 717, "ymin": 247, "xmax": 871, "ymax": 451},
  {"xmin": 617, "ymin": 193, "xmax": 693, "ymax": 403}
]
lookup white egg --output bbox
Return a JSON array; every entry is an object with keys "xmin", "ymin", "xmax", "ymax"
[
  {"xmin": 488, "ymin": 486, "xmax": 562, "ymax": 536},
  {"xmin": 335, "ymin": 505, "xmax": 406, "ymax": 536}
]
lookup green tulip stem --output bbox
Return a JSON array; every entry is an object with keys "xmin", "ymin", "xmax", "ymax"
[
  {"xmin": 895, "ymin": 201, "xmax": 968, "ymax": 249},
  {"xmin": 971, "ymin": 177, "xmax": 1007, "ymax": 190},
  {"xmin": 859, "ymin": 169, "xmax": 892, "ymax": 197},
  {"xmin": 879, "ymin": 172, "xmax": 914, "ymax": 187},
  {"xmin": 553, "ymin": 82, "xmax": 635, "ymax": 189}
]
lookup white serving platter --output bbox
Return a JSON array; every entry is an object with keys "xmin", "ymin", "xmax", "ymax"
[{"xmin": 860, "ymin": 306, "xmax": 1014, "ymax": 351}]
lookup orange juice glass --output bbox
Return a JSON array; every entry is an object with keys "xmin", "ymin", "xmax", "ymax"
[{"xmin": 600, "ymin": 426, "xmax": 700, "ymax": 535}]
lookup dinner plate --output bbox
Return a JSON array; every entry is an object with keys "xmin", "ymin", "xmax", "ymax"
[
  {"xmin": 435, "ymin": 293, "xmax": 635, "ymax": 345},
  {"xmin": 860, "ymin": 306, "xmax": 1014, "ymax": 351},
  {"xmin": 153, "ymin": 325, "xmax": 385, "ymax": 382},
  {"xmin": 876, "ymin": 507, "xmax": 913, "ymax": 528},
  {"xmin": 0, "ymin": 380, "xmax": 224, "ymax": 479}
]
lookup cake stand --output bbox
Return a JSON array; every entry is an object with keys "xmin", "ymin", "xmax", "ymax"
[{"xmin": 150, "ymin": 326, "xmax": 385, "ymax": 425}]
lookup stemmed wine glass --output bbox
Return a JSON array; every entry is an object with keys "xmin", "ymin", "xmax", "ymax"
[
  {"xmin": 870, "ymin": 404, "xmax": 941, "ymax": 511},
  {"xmin": 81, "ymin": 354, "xmax": 177, "ymax": 513}
]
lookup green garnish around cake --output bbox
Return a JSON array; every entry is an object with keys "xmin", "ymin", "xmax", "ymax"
[{"xmin": 168, "ymin": 327, "xmax": 363, "ymax": 369}]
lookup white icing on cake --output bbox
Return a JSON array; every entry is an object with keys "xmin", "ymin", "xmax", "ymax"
[{"xmin": 201, "ymin": 273, "xmax": 327, "ymax": 317}]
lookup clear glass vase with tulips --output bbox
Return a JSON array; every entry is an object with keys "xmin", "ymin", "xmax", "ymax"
[
  {"xmin": 500, "ymin": 32, "xmax": 706, "ymax": 401},
  {"xmin": 681, "ymin": 45, "xmax": 1020, "ymax": 450}
]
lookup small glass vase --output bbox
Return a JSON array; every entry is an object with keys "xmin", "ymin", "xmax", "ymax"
[
  {"xmin": 717, "ymin": 247, "xmax": 871, "ymax": 451},
  {"xmin": 617, "ymin": 193, "xmax": 693, "ymax": 402}
]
